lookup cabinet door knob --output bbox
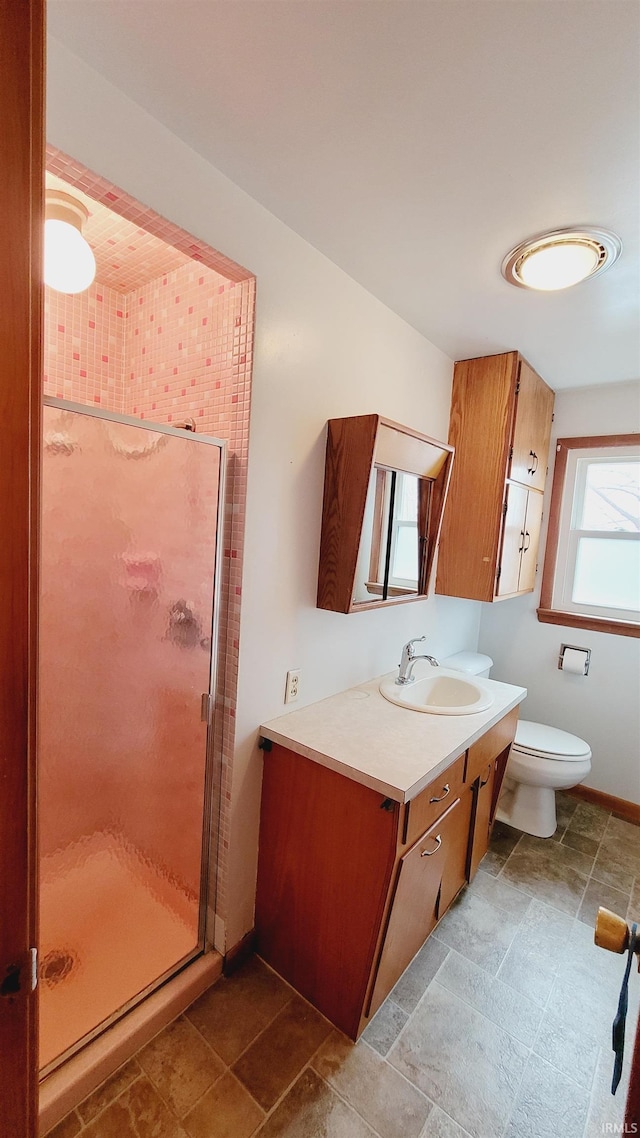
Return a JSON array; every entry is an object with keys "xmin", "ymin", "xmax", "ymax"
[
  {"xmin": 429, "ymin": 784, "xmax": 450, "ymax": 804},
  {"xmin": 421, "ymin": 835, "xmax": 442, "ymax": 857}
]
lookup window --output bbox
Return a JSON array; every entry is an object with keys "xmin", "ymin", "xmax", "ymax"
[{"xmin": 538, "ymin": 434, "xmax": 640, "ymax": 637}]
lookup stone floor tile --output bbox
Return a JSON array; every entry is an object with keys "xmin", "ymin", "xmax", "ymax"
[
  {"xmin": 500, "ymin": 834, "xmax": 591, "ymax": 916},
  {"xmin": 566, "ymin": 801, "xmax": 610, "ymax": 843},
  {"xmin": 420, "ymin": 1108, "xmax": 472, "ymax": 1138},
  {"xmin": 45, "ymin": 1112, "xmax": 83, "ymax": 1138},
  {"xmin": 183, "ymin": 1072, "xmax": 263, "ymax": 1138},
  {"xmin": 390, "ymin": 934, "xmax": 449, "ymax": 1013},
  {"xmin": 553, "ymin": 791, "xmax": 579, "ymax": 838},
  {"xmin": 77, "ymin": 1059, "xmax": 142, "ymax": 1123},
  {"xmin": 82, "ymin": 1075, "xmax": 189, "ymax": 1138},
  {"xmin": 488, "ymin": 820, "xmax": 522, "ymax": 861},
  {"xmin": 138, "ymin": 1014, "xmax": 226, "ymax": 1117},
  {"xmin": 185, "ymin": 956, "xmax": 292, "ymax": 1065},
  {"xmin": 313, "ymin": 1029, "xmax": 431, "ymax": 1138},
  {"xmin": 360, "ymin": 996, "xmax": 409, "ymax": 1056},
  {"xmin": 560, "ymin": 829, "xmax": 600, "ymax": 858},
  {"xmin": 502, "ymin": 1053, "xmax": 589, "ymax": 1138},
  {"xmin": 583, "ymin": 1046, "xmax": 631, "ymax": 1138},
  {"xmin": 605, "ymin": 814, "xmax": 640, "ymax": 850},
  {"xmin": 592, "ymin": 850, "xmax": 636, "ymax": 894},
  {"xmin": 577, "ymin": 877, "xmax": 630, "ymax": 929},
  {"xmin": 496, "ymin": 899, "xmax": 574, "ymax": 1008},
  {"xmin": 388, "ymin": 982, "xmax": 528, "ymax": 1138},
  {"xmin": 436, "ymin": 948, "xmax": 543, "ymax": 1047},
  {"xmin": 477, "ymin": 848, "xmax": 504, "ymax": 876},
  {"xmin": 466, "ymin": 868, "xmax": 532, "ymax": 917},
  {"xmin": 232, "ymin": 994, "xmax": 331, "ymax": 1111},
  {"xmin": 255, "ymin": 1068, "xmax": 377, "ymax": 1137},
  {"xmin": 533, "ymin": 1006, "xmax": 600, "ymax": 1089},
  {"xmin": 434, "ymin": 888, "xmax": 522, "ymax": 975}
]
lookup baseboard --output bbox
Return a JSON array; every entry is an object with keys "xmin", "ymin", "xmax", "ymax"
[
  {"xmin": 567, "ymin": 785, "xmax": 640, "ymax": 826},
  {"xmin": 223, "ymin": 928, "xmax": 257, "ymax": 976}
]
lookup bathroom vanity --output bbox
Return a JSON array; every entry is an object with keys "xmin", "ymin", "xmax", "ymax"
[{"xmin": 256, "ymin": 671, "xmax": 525, "ymax": 1040}]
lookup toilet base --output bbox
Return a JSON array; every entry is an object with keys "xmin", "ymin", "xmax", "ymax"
[{"xmin": 495, "ymin": 778, "xmax": 557, "ymax": 838}]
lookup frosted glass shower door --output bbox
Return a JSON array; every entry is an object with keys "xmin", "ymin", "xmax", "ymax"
[{"xmin": 39, "ymin": 401, "xmax": 224, "ymax": 1071}]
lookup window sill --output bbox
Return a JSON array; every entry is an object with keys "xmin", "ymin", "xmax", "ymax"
[{"xmin": 536, "ymin": 607, "xmax": 640, "ymax": 639}]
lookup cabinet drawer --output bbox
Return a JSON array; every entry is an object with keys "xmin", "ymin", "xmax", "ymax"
[
  {"xmin": 404, "ymin": 752, "xmax": 465, "ymax": 846},
  {"xmin": 466, "ymin": 708, "xmax": 518, "ymax": 786}
]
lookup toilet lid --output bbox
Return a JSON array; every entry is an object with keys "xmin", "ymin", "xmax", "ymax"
[{"xmin": 513, "ymin": 720, "xmax": 591, "ymax": 761}]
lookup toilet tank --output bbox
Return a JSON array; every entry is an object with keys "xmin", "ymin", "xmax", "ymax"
[{"xmin": 440, "ymin": 651, "xmax": 493, "ymax": 678}]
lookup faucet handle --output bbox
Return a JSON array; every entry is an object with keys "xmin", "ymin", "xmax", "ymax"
[{"xmin": 405, "ymin": 636, "xmax": 426, "ymax": 657}]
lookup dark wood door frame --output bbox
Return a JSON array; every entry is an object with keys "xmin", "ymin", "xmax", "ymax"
[{"xmin": 0, "ymin": 0, "xmax": 44, "ymax": 1133}]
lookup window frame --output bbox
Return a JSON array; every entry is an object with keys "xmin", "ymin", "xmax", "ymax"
[{"xmin": 538, "ymin": 433, "xmax": 640, "ymax": 638}]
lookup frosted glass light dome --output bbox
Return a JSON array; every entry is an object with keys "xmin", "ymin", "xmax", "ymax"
[
  {"xmin": 44, "ymin": 190, "xmax": 96, "ymax": 295},
  {"xmin": 502, "ymin": 228, "xmax": 621, "ymax": 292}
]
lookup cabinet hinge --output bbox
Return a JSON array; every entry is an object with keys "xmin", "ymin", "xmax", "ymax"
[
  {"xmin": 509, "ymin": 445, "xmax": 514, "ymax": 460},
  {"xmin": 515, "ymin": 382, "xmax": 520, "ymax": 395},
  {"xmin": 496, "ymin": 565, "xmax": 502, "ymax": 581},
  {"xmin": 503, "ymin": 498, "xmax": 508, "ymax": 517}
]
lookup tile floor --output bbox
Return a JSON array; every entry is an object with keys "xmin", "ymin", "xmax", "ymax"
[{"xmin": 46, "ymin": 794, "xmax": 640, "ymax": 1138}]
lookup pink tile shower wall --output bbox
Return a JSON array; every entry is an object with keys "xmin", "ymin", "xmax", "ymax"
[
  {"xmin": 43, "ymin": 147, "xmax": 256, "ymax": 942},
  {"xmin": 123, "ymin": 263, "xmax": 255, "ymax": 928},
  {"xmin": 44, "ymin": 282, "xmax": 125, "ymax": 411}
]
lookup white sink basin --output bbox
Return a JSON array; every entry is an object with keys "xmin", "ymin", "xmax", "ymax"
[{"xmin": 379, "ymin": 667, "xmax": 494, "ymax": 715}]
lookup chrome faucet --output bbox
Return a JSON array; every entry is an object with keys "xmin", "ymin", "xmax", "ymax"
[{"xmin": 396, "ymin": 636, "xmax": 439, "ymax": 685}]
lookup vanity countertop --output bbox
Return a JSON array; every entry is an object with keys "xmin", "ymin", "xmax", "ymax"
[{"xmin": 260, "ymin": 668, "xmax": 526, "ymax": 803}]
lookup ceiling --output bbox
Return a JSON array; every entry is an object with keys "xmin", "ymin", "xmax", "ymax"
[{"xmin": 47, "ymin": 0, "xmax": 640, "ymax": 391}]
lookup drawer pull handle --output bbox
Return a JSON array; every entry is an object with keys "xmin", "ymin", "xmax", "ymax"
[
  {"xmin": 421, "ymin": 835, "xmax": 442, "ymax": 857},
  {"xmin": 479, "ymin": 764, "xmax": 492, "ymax": 787},
  {"xmin": 429, "ymin": 784, "xmax": 450, "ymax": 804}
]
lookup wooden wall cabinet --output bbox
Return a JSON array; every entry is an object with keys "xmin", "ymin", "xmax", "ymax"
[
  {"xmin": 317, "ymin": 415, "xmax": 454, "ymax": 613},
  {"xmin": 436, "ymin": 352, "xmax": 554, "ymax": 602},
  {"xmin": 255, "ymin": 709, "xmax": 517, "ymax": 1040}
]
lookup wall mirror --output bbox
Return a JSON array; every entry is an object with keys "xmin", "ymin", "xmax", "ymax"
[{"xmin": 317, "ymin": 415, "xmax": 454, "ymax": 613}]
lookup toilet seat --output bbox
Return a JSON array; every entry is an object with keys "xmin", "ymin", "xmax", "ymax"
[{"xmin": 513, "ymin": 719, "xmax": 591, "ymax": 762}]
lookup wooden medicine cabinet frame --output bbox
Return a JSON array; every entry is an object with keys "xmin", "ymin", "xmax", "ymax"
[{"xmin": 317, "ymin": 414, "xmax": 454, "ymax": 614}]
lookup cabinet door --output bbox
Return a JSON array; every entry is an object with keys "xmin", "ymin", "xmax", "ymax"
[
  {"xmin": 468, "ymin": 763, "xmax": 494, "ymax": 880},
  {"xmin": 368, "ymin": 797, "xmax": 462, "ymax": 1018},
  {"xmin": 438, "ymin": 785, "xmax": 473, "ymax": 913},
  {"xmin": 496, "ymin": 482, "xmax": 528, "ymax": 596},
  {"xmin": 510, "ymin": 359, "xmax": 555, "ymax": 492},
  {"xmin": 518, "ymin": 488, "xmax": 544, "ymax": 593}
]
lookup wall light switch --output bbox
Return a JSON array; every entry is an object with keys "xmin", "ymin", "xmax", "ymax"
[{"xmin": 285, "ymin": 669, "xmax": 300, "ymax": 704}]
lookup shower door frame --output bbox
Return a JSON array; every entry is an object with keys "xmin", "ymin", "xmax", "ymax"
[{"xmin": 40, "ymin": 396, "xmax": 227, "ymax": 1075}]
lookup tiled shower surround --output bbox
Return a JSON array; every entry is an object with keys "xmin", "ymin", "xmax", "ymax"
[{"xmin": 44, "ymin": 146, "xmax": 256, "ymax": 936}]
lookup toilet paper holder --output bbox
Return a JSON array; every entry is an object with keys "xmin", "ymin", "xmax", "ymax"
[{"xmin": 558, "ymin": 643, "xmax": 591, "ymax": 675}]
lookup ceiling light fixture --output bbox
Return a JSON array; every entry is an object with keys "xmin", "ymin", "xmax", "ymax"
[
  {"xmin": 501, "ymin": 227, "xmax": 622, "ymax": 292},
  {"xmin": 45, "ymin": 189, "xmax": 96, "ymax": 294}
]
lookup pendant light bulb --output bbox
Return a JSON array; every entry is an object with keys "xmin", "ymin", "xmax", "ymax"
[{"xmin": 45, "ymin": 190, "xmax": 96, "ymax": 295}]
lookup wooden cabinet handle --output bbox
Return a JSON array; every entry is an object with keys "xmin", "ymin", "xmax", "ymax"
[
  {"xmin": 595, "ymin": 906, "xmax": 633, "ymax": 955},
  {"xmin": 421, "ymin": 835, "xmax": 442, "ymax": 857},
  {"xmin": 429, "ymin": 784, "xmax": 450, "ymax": 804}
]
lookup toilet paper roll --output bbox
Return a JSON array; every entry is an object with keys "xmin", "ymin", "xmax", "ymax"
[{"xmin": 561, "ymin": 647, "xmax": 589, "ymax": 675}]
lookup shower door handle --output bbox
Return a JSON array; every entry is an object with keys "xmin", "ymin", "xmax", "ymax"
[{"xmin": 201, "ymin": 693, "xmax": 212, "ymax": 724}]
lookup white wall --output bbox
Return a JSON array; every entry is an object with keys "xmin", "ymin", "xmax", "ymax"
[
  {"xmin": 47, "ymin": 41, "xmax": 482, "ymax": 947},
  {"xmin": 479, "ymin": 380, "xmax": 640, "ymax": 806}
]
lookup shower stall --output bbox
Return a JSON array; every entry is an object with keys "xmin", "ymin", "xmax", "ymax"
[{"xmin": 39, "ymin": 397, "xmax": 225, "ymax": 1074}]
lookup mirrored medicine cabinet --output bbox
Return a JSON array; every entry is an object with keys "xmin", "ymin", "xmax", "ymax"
[{"xmin": 317, "ymin": 414, "xmax": 454, "ymax": 613}]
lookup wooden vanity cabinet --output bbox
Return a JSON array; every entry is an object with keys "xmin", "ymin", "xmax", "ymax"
[
  {"xmin": 255, "ymin": 706, "xmax": 518, "ymax": 1040},
  {"xmin": 436, "ymin": 351, "xmax": 554, "ymax": 602}
]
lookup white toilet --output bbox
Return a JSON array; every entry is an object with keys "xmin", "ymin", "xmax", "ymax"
[{"xmin": 441, "ymin": 652, "xmax": 592, "ymax": 839}]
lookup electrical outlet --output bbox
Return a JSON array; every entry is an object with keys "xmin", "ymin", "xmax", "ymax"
[{"xmin": 285, "ymin": 669, "xmax": 300, "ymax": 704}]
